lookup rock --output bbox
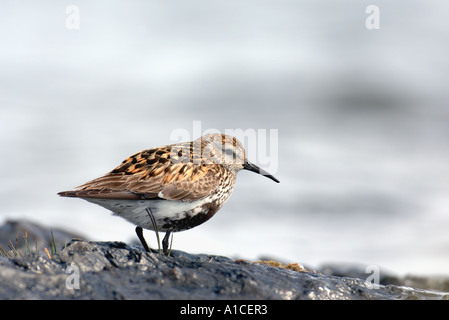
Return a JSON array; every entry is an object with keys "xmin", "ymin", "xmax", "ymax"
[
  {"xmin": 0, "ymin": 219, "xmax": 83, "ymax": 255},
  {"xmin": 320, "ymin": 263, "xmax": 449, "ymax": 294},
  {"xmin": 0, "ymin": 220, "xmax": 448, "ymax": 300}
]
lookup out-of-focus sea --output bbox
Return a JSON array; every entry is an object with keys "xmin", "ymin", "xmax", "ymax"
[{"xmin": 1, "ymin": 1, "xmax": 448, "ymax": 276}]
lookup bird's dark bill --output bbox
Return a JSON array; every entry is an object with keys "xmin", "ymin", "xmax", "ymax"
[{"xmin": 243, "ymin": 161, "xmax": 280, "ymax": 183}]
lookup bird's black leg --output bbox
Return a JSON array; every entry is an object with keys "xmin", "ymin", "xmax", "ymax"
[
  {"xmin": 162, "ymin": 230, "xmax": 172, "ymax": 256},
  {"xmin": 145, "ymin": 208, "xmax": 162, "ymax": 255},
  {"xmin": 135, "ymin": 226, "xmax": 151, "ymax": 252}
]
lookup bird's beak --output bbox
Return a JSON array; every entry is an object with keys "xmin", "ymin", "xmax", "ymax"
[{"xmin": 243, "ymin": 160, "xmax": 280, "ymax": 183}]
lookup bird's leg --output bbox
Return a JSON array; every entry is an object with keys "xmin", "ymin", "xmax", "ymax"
[
  {"xmin": 135, "ymin": 226, "xmax": 150, "ymax": 252},
  {"xmin": 162, "ymin": 230, "xmax": 173, "ymax": 256},
  {"xmin": 169, "ymin": 232, "xmax": 174, "ymax": 255},
  {"xmin": 146, "ymin": 208, "xmax": 161, "ymax": 255}
]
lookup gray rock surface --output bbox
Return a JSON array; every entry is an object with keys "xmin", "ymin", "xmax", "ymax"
[{"xmin": 0, "ymin": 220, "xmax": 448, "ymax": 300}]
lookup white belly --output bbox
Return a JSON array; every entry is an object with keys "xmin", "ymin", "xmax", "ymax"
[{"xmin": 84, "ymin": 197, "xmax": 209, "ymax": 231}]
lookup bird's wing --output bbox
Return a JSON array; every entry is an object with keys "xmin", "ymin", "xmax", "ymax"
[{"xmin": 58, "ymin": 147, "xmax": 223, "ymax": 201}]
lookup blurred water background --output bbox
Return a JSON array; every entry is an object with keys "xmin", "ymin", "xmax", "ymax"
[{"xmin": 1, "ymin": 0, "xmax": 448, "ymax": 276}]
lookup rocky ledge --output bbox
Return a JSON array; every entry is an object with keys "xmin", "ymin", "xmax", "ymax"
[{"xmin": 0, "ymin": 220, "xmax": 448, "ymax": 300}]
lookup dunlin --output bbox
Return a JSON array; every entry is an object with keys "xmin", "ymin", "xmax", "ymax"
[{"xmin": 58, "ymin": 133, "xmax": 279, "ymax": 255}]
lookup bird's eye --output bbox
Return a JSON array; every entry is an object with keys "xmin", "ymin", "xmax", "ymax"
[{"xmin": 224, "ymin": 148, "xmax": 236, "ymax": 158}]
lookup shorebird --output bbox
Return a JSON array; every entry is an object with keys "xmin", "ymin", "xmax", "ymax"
[{"xmin": 58, "ymin": 133, "xmax": 279, "ymax": 255}]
